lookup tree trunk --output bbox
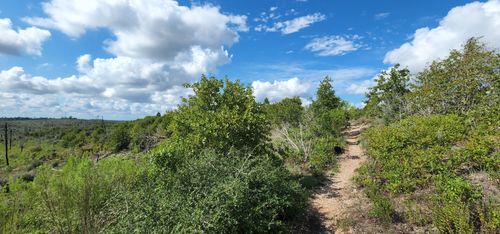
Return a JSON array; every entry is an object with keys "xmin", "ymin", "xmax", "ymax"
[
  {"xmin": 9, "ymin": 129, "xmax": 12, "ymax": 150},
  {"xmin": 4, "ymin": 123, "xmax": 9, "ymax": 166}
]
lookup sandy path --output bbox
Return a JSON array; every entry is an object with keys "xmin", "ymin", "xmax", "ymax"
[{"xmin": 310, "ymin": 123, "xmax": 368, "ymax": 233}]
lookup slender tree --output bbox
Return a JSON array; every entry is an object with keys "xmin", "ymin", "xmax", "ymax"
[
  {"xmin": 4, "ymin": 123, "xmax": 9, "ymax": 166},
  {"xmin": 9, "ymin": 129, "xmax": 12, "ymax": 150}
]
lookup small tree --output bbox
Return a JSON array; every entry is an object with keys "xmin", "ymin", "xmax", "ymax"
[
  {"xmin": 264, "ymin": 96, "xmax": 304, "ymax": 127},
  {"xmin": 364, "ymin": 64, "xmax": 410, "ymax": 122},
  {"xmin": 4, "ymin": 123, "xmax": 8, "ymax": 166},
  {"xmin": 153, "ymin": 75, "xmax": 270, "ymax": 169},
  {"xmin": 108, "ymin": 124, "xmax": 131, "ymax": 152},
  {"xmin": 310, "ymin": 76, "xmax": 347, "ymax": 136},
  {"xmin": 407, "ymin": 37, "xmax": 500, "ymax": 116},
  {"xmin": 311, "ymin": 76, "xmax": 342, "ymax": 115}
]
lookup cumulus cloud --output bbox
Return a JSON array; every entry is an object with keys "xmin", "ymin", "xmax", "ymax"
[
  {"xmin": 252, "ymin": 77, "xmax": 312, "ymax": 102},
  {"xmin": 0, "ymin": 64, "xmax": 194, "ymax": 119},
  {"xmin": 255, "ymin": 13, "xmax": 325, "ymax": 34},
  {"xmin": 251, "ymin": 67, "xmax": 376, "ymax": 104},
  {"xmin": 346, "ymin": 78, "xmax": 376, "ymax": 94},
  {"xmin": 0, "ymin": 18, "xmax": 51, "ymax": 56},
  {"xmin": 76, "ymin": 54, "xmax": 92, "ymax": 73},
  {"xmin": 305, "ymin": 35, "xmax": 362, "ymax": 56},
  {"xmin": 1, "ymin": 0, "xmax": 247, "ymax": 118},
  {"xmin": 25, "ymin": 0, "xmax": 246, "ymax": 60},
  {"xmin": 384, "ymin": 0, "xmax": 500, "ymax": 73}
]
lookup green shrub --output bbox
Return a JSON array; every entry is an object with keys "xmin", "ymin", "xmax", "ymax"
[
  {"xmin": 360, "ymin": 113, "xmax": 499, "ymax": 231},
  {"xmin": 111, "ymin": 151, "xmax": 307, "ymax": 233},
  {"xmin": 263, "ymin": 96, "xmax": 304, "ymax": 127},
  {"xmin": 154, "ymin": 76, "xmax": 270, "ymax": 167},
  {"xmin": 0, "ymin": 156, "xmax": 142, "ymax": 233},
  {"xmin": 108, "ymin": 123, "xmax": 131, "ymax": 152},
  {"xmin": 363, "ymin": 114, "xmax": 466, "ymax": 193},
  {"xmin": 308, "ymin": 136, "xmax": 343, "ymax": 173}
]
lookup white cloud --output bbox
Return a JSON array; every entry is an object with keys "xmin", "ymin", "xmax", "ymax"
[
  {"xmin": 76, "ymin": 54, "xmax": 92, "ymax": 73},
  {"xmin": 1, "ymin": 0, "xmax": 247, "ymax": 118},
  {"xmin": 374, "ymin": 12, "xmax": 390, "ymax": 20},
  {"xmin": 346, "ymin": 78, "xmax": 376, "ymax": 94},
  {"xmin": 305, "ymin": 35, "xmax": 362, "ymax": 56},
  {"xmin": 384, "ymin": 0, "xmax": 500, "ymax": 73},
  {"xmin": 252, "ymin": 77, "xmax": 312, "ymax": 102},
  {"xmin": 0, "ymin": 18, "xmax": 51, "ymax": 56},
  {"xmin": 255, "ymin": 13, "xmax": 325, "ymax": 34},
  {"xmin": 25, "ymin": 0, "xmax": 246, "ymax": 60},
  {"xmin": 0, "ymin": 64, "xmax": 194, "ymax": 119},
  {"xmin": 249, "ymin": 66, "xmax": 377, "ymax": 103}
]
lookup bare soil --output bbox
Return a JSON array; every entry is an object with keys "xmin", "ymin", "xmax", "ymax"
[{"xmin": 308, "ymin": 123, "xmax": 369, "ymax": 233}]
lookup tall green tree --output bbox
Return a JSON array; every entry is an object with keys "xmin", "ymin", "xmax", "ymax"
[
  {"xmin": 408, "ymin": 37, "xmax": 500, "ymax": 116},
  {"xmin": 309, "ymin": 76, "xmax": 347, "ymax": 136},
  {"xmin": 264, "ymin": 96, "xmax": 304, "ymax": 127},
  {"xmin": 311, "ymin": 76, "xmax": 342, "ymax": 115},
  {"xmin": 364, "ymin": 64, "xmax": 410, "ymax": 122},
  {"xmin": 153, "ymin": 75, "xmax": 270, "ymax": 169}
]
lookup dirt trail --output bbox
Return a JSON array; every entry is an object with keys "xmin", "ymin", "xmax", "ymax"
[{"xmin": 310, "ymin": 123, "xmax": 369, "ymax": 233}]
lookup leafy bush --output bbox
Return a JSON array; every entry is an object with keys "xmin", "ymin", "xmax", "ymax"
[
  {"xmin": 263, "ymin": 96, "xmax": 304, "ymax": 127},
  {"xmin": 407, "ymin": 38, "xmax": 500, "ymax": 116},
  {"xmin": 364, "ymin": 64, "xmax": 410, "ymax": 123},
  {"xmin": 0, "ymin": 156, "xmax": 142, "ymax": 233},
  {"xmin": 359, "ymin": 114, "xmax": 499, "ymax": 231},
  {"xmin": 111, "ymin": 151, "xmax": 306, "ymax": 233},
  {"xmin": 154, "ymin": 76, "xmax": 270, "ymax": 167},
  {"xmin": 309, "ymin": 136, "xmax": 344, "ymax": 173},
  {"xmin": 108, "ymin": 123, "xmax": 131, "ymax": 152}
]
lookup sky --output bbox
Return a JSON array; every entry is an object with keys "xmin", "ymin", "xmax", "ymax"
[{"xmin": 0, "ymin": 0, "xmax": 499, "ymax": 120}]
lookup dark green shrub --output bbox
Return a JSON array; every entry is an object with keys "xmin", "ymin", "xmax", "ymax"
[
  {"xmin": 263, "ymin": 96, "xmax": 304, "ymax": 127},
  {"xmin": 154, "ymin": 76, "xmax": 270, "ymax": 166},
  {"xmin": 112, "ymin": 151, "xmax": 306, "ymax": 233},
  {"xmin": 309, "ymin": 136, "xmax": 344, "ymax": 173},
  {"xmin": 108, "ymin": 123, "xmax": 131, "ymax": 152}
]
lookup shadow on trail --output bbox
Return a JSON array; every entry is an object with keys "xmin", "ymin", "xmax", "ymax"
[{"xmin": 290, "ymin": 173, "xmax": 337, "ymax": 233}]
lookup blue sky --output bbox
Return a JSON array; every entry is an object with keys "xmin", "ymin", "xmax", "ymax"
[{"xmin": 1, "ymin": 0, "xmax": 499, "ymax": 120}]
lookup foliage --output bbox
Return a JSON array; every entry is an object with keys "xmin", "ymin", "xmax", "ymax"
[
  {"xmin": 111, "ymin": 151, "xmax": 306, "ymax": 233},
  {"xmin": 359, "ymin": 114, "xmax": 499, "ymax": 231},
  {"xmin": 364, "ymin": 64, "xmax": 410, "ymax": 123},
  {"xmin": 154, "ymin": 76, "xmax": 270, "ymax": 169},
  {"xmin": 108, "ymin": 123, "xmax": 131, "ymax": 152},
  {"xmin": 263, "ymin": 96, "xmax": 304, "ymax": 127},
  {"xmin": 308, "ymin": 136, "xmax": 344, "ymax": 173},
  {"xmin": 407, "ymin": 37, "xmax": 500, "ymax": 116},
  {"xmin": 0, "ymin": 156, "xmax": 143, "ymax": 233},
  {"xmin": 271, "ymin": 76, "xmax": 349, "ymax": 173},
  {"xmin": 311, "ymin": 76, "xmax": 342, "ymax": 115}
]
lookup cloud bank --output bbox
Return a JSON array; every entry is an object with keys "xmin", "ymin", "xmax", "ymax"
[
  {"xmin": 384, "ymin": 0, "xmax": 500, "ymax": 73},
  {"xmin": 0, "ymin": 0, "xmax": 248, "ymax": 119}
]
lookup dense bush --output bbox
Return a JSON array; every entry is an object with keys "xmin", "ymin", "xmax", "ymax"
[
  {"xmin": 263, "ymin": 96, "xmax": 304, "ymax": 127},
  {"xmin": 268, "ymin": 77, "xmax": 349, "ymax": 173},
  {"xmin": 154, "ymin": 76, "xmax": 270, "ymax": 168},
  {"xmin": 111, "ymin": 151, "xmax": 306, "ymax": 233},
  {"xmin": 362, "ymin": 115, "xmax": 466, "ymax": 193},
  {"xmin": 108, "ymin": 123, "xmax": 131, "ymax": 152},
  {"xmin": 358, "ymin": 114, "xmax": 499, "ymax": 231},
  {"xmin": 407, "ymin": 38, "xmax": 500, "ymax": 116},
  {"xmin": 364, "ymin": 64, "xmax": 410, "ymax": 123},
  {"xmin": 0, "ymin": 156, "xmax": 142, "ymax": 233}
]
